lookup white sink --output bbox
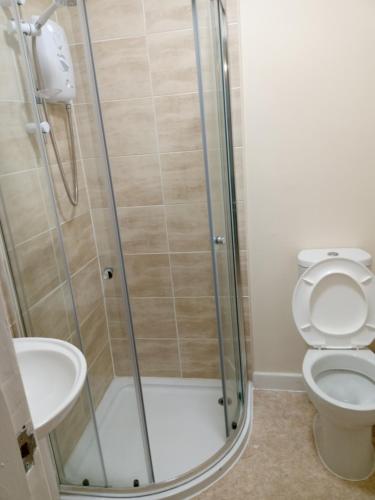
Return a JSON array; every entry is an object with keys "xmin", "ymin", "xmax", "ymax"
[{"xmin": 13, "ymin": 337, "xmax": 87, "ymax": 438}]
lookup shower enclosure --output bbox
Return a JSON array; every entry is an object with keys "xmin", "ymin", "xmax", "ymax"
[{"xmin": 0, "ymin": 0, "xmax": 251, "ymax": 497}]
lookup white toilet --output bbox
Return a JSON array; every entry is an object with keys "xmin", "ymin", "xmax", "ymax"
[{"xmin": 292, "ymin": 248, "xmax": 375, "ymax": 481}]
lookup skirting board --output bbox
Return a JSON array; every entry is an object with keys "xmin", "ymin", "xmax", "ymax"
[{"xmin": 253, "ymin": 371, "xmax": 305, "ymax": 391}]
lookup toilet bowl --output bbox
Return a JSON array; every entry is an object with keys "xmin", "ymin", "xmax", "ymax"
[{"xmin": 293, "ymin": 249, "xmax": 375, "ymax": 480}]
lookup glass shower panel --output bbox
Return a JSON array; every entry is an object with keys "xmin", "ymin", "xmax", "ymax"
[
  {"xmin": 0, "ymin": 0, "xmax": 107, "ymax": 488},
  {"xmin": 193, "ymin": 0, "xmax": 244, "ymax": 433},
  {"xmin": 0, "ymin": 0, "xmax": 152, "ymax": 489},
  {"xmin": 52, "ymin": 0, "xmax": 153, "ymax": 487},
  {"xmin": 57, "ymin": 1, "xmax": 153, "ymax": 487}
]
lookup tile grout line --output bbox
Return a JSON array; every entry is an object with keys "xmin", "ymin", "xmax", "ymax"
[
  {"xmin": 71, "ymin": 145, "xmax": 241, "ymax": 162},
  {"xmin": 72, "ymin": 85, "xmax": 241, "ymax": 107},
  {"xmin": 66, "ymin": 21, "xmax": 239, "ymax": 48}
]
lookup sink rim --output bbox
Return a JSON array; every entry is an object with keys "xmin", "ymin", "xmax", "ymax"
[{"xmin": 13, "ymin": 337, "xmax": 87, "ymax": 437}]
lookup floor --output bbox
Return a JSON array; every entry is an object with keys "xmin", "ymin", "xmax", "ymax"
[
  {"xmin": 64, "ymin": 377, "xmax": 226, "ymax": 488},
  {"xmin": 197, "ymin": 390, "xmax": 375, "ymax": 500}
]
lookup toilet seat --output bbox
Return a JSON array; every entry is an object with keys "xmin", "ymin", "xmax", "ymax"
[{"xmin": 293, "ymin": 257, "xmax": 375, "ymax": 348}]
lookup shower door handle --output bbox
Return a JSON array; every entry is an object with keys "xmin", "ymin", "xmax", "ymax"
[{"xmin": 214, "ymin": 236, "xmax": 225, "ymax": 245}]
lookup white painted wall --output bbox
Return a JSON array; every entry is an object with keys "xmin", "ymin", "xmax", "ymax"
[{"xmin": 240, "ymin": 0, "xmax": 375, "ymax": 374}]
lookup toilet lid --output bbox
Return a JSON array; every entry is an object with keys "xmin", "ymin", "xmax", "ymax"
[{"xmin": 293, "ymin": 257, "xmax": 375, "ymax": 348}]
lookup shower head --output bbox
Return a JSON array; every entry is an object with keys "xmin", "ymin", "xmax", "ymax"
[{"xmin": 34, "ymin": 0, "xmax": 77, "ymax": 31}]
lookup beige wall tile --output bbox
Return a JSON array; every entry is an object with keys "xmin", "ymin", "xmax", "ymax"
[
  {"xmin": 166, "ymin": 203, "xmax": 210, "ymax": 252},
  {"xmin": 94, "ymin": 37, "xmax": 151, "ymax": 100},
  {"xmin": 137, "ymin": 339, "xmax": 180, "ymax": 376},
  {"xmin": 226, "ymin": 0, "xmax": 239, "ymax": 22},
  {"xmin": 126, "ymin": 254, "xmax": 172, "ymax": 297},
  {"xmin": 175, "ymin": 297, "xmax": 217, "ymax": 339},
  {"xmin": 245, "ymin": 337, "xmax": 253, "ymax": 380},
  {"xmin": 105, "ymin": 296, "xmax": 128, "ymax": 324},
  {"xmin": 118, "ymin": 206, "xmax": 168, "ymax": 254},
  {"xmin": 62, "ymin": 212, "xmax": 97, "ymax": 274},
  {"xmin": 233, "ymin": 147, "xmax": 244, "ymax": 201},
  {"xmin": 56, "ymin": 5, "xmax": 83, "ymax": 45},
  {"xmin": 15, "ymin": 231, "xmax": 61, "ymax": 307},
  {"xmin": 236, "ymin": 201, "xmax": 247, "ymax": 251},
  {"xmin": 100, "ymin": 255, "xmax": 123, "ymax": 299},
  {"xmin": 48, "ymin": 161, "xmax": 90, "ymax": 223},
  {"xmin": 144, "ymin": 0, "xmax": 192, "ymax": 33},
  {"xmin": 28, "ymin": 286, "xmax": 71, "ymax": 340},
  {"xmin": 70, "ymin": 44, "xmax": 90, "ymax": 104},
  {"xmin": 88, "ymin": 343, "xmax": 114, "ymax": 407},
  {"xmin": 91, "ymin": 208, "xmax": 121, "ymax": 297},
  {"xmin": 240, "ymin": 250, "xmax": 248, "ymax": 297},
  {"xmin": 214, "ymin": 249, "xmax": 231, "ymax": 298},
  {"xmin": 53, "ymin": 392, "xmax": 90, "ymax": 464},
  {"xmin": 242, "ymin": 296, "xmax": 251, "ymax": 339},
  {"xmin": 83, "ymin": 157, "xmax": 108, "ymax": 209},
  {"xmin": 155, "ymin": 93, "xmax": 202, "ymax": 152},
  {"xmin": 160, "ymin": 150, "xmax": 206, "ymax": 204},
  {"xmin": 71, "ymin": 258, "xmax": 103, "ymax": 323},
  {"xmin": 220, "ymin": 297, "xmax": 235, "ymax": 342},
  {"xmin": 45, "ymin": 103, "xmax": 75, "ymax": 164},
  {"xmin": 230, "ymin": 87, "xmax": 242, "ymax": 147},
  {"xmin": 99, "ymin": 265, "xmax": 120, "ymax": 299},
  {"xmin": 180, "ymin": 339, "xmax": 220, "ymax": 378},
  {"xmin": 87, "ymin": 0, "xmax": 144, "ymax": 41},
  {"xmin": 0, "ymin": 256, "xmax": 17, "ymax": 327},
  {"xmin": 170, "ymin": 252, "xmax": 214, "ymax": 297},
  {"xmin": 228, "ymin": 23, "xmax": 240, "ymax": 88},
  {"xmin": 62, "ymin": 282, "xmax": 77, "ymax": 334},
  {"xmin": 131, "ymin": 297, "xmax": 176, "ymax": 339},
  {"xmin": 46, "ymin": 231, "xmax": 66, "ymax": 286},
  {"xmin": 80, "ymin": 303, "xmax": 109, "ymax": 367},
  {"xmin": 87, "ymin": 199, "xmax": 119, "ymax": 304},
  {"xmin": 111, "ymin": 338, "xmax": 132, "ymax": 376},
  {"xmin": 91, "ymin": 208, "xmax": 116, "ymax": 257},
  {"xmin": 102, "ymin": 98, "xmax": 157, "ymax": 156},
  {"xmin": 74, "ymin": 103, "xmax": 102, "ymax": 159},
  {"xmin": 148, "ymin": 30, "xmax": 197, "ymax": 95},
  {"xmin": 0, "ymin": 43, "xmax": 22, "ymax": 101},
  {"xmin": 0, "ymin": 170, "xmax": 49, "ymax": 245},
  {"xmin": 111, "ymin": 154, "xmax": 163, "ymax": 207},
  {"xmin": 0, "ymin": 103, "xmax": 39, "ymax": 174},
  {"xmin": 109, "ymin": 321, "xmax": 128, "ymax": 340}
]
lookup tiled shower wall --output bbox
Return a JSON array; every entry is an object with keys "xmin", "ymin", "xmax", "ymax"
[
  {"xmin": 1, "ymin": 0, "xmax": 250, "ymax": 395},
  {"xmin": 59, "ymin": 0, "xmax": 251, "ymax": 379}
]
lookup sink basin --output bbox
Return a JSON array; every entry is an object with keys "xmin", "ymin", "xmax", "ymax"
[{"xmin": 13, "ymin": 337, "xmax": 87, "ymax": 438}]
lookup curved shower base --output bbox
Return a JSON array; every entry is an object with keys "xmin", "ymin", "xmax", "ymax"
[{"xmin": 60, "ymin": 382, "xmax": 252, "ymax": 500}]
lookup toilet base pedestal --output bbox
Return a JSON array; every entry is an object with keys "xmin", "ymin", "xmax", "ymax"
[{"xmin": 313, "ymin": 414, "xmax": 375, "ymax": 481}]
